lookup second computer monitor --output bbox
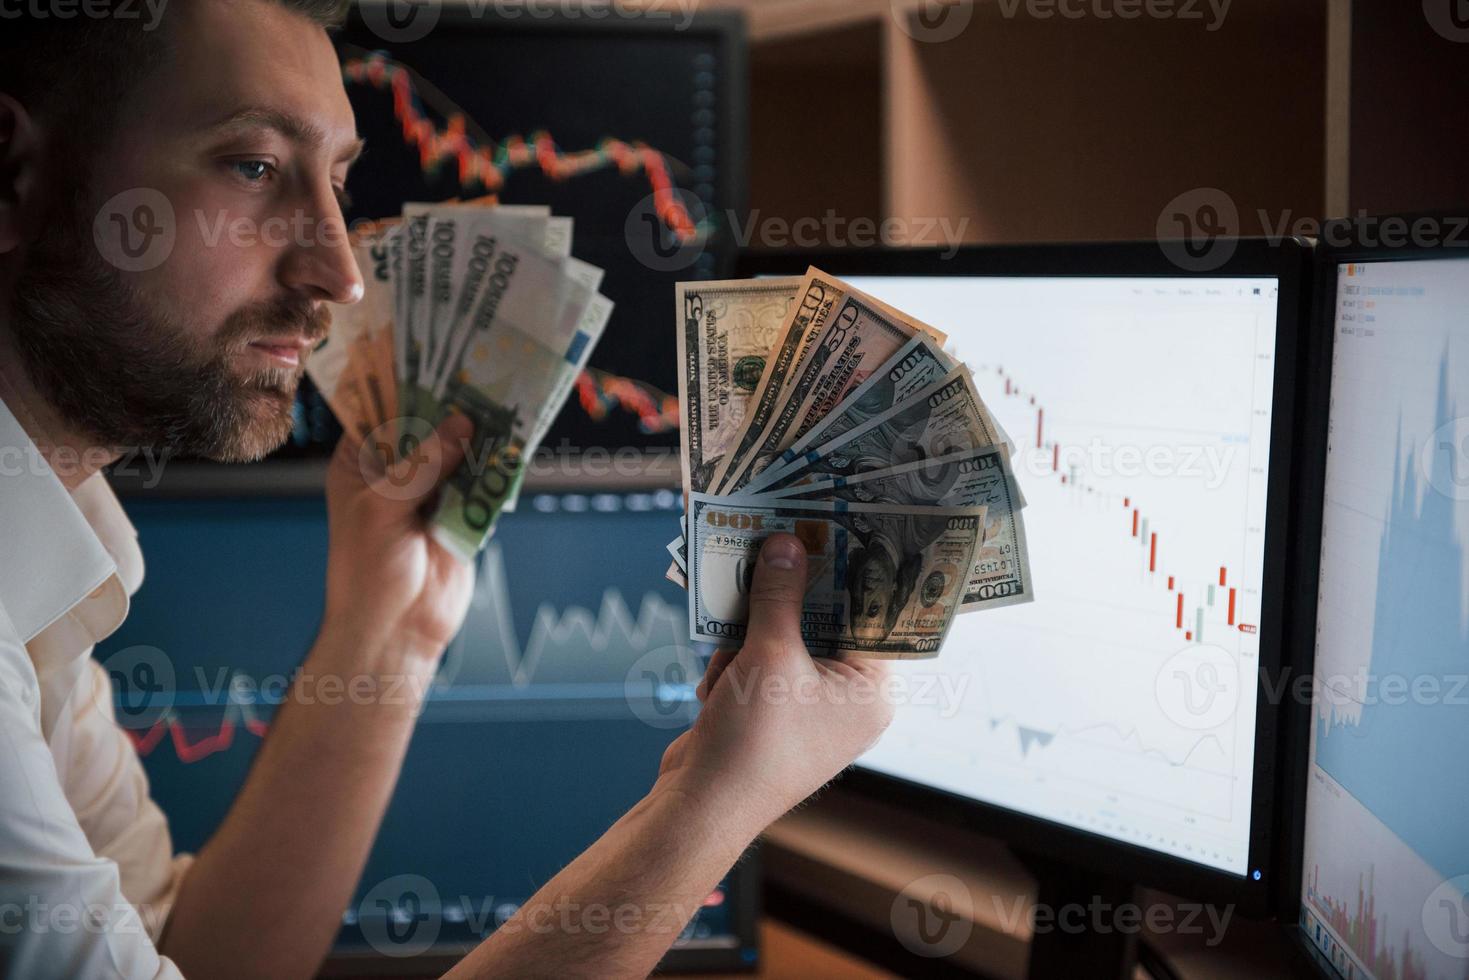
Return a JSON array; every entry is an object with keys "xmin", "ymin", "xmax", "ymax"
[{"xmin": 741, "ymin": 242, "xmax": 1307, "ymax": 909}]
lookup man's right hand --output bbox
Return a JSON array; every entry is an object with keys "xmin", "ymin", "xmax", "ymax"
[{"xmin": 655, "ymin": 533, "xmax": 896, "ymax": 829}]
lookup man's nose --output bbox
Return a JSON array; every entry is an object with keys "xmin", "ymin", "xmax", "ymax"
[{"xmin": 277, "ymin": 187, "xmax": 364, "ymax": 306}]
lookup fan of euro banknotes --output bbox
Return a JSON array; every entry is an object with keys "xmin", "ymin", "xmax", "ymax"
[
  {"xmin": 308, "ymin": 199, "xmax": 613, "ymax": 562},
  {"xmin": 667, "ymin": 270, "xmax": 1034, "ymax": 660}
]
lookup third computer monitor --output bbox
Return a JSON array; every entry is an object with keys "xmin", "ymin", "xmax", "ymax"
[
  {"xmin": 1294, "ymin": 240, "xmax": 1469, "ymax": 979},
  {"xmin": 742, "ymin": 242, "xmax": 1307, "ymax": 908}
]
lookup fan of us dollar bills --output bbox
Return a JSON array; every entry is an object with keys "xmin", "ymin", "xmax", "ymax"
[
  {"xmin": 668, "ymin": 269, "xmax": 1034, "ymax": 660},
  {"xmin": 308, "ymin": 199, "xmax": 613, "ymax": 562}
]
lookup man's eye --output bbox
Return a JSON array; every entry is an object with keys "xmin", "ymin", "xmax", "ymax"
[{"xmin": 233, "ymin": 160, "xmax": 274, "ymax": 182}]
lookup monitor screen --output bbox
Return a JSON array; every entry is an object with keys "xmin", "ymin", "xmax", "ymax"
[
  {"xmin": 1297, "ymin": 257, "xmax": 1469, "ymax": 978},
  {"xmin": 94, "ymin": 489, "xmax": 752, "ymax": 964},
  {"xmin": 264, "ymin": 11, "xmax": 744, "ymax": 461},
  {"xmin": 819, "ymin": 274, "xmax": 1282, "ymax": 878}
]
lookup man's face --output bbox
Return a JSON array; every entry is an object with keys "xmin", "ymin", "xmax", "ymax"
[{"xmin": 9, "ymin": 0, "xmax": 363, "ymax": 462}]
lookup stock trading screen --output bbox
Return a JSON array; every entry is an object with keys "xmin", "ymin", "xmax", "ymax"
[
  {"xmin": 274, "ymin": 12, "xmax": 743, "ymax": 458},
  {"xmin": 93, "ymin": 490, "xmax": 745, "ymax": 959}
]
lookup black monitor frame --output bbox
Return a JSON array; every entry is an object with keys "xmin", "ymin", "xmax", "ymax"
[
  {"xmin": 1274, "ymin": 213, "xmax": 1469, "ymax": 975},
  {"xmin": 738, "ymin": 239, "xmax": 1314, "ymax": 917}
]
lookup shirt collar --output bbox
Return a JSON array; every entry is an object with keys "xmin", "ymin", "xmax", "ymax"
[{"xmin": 0, "ymin": 396, "xmax": 124, "ymax": 644}]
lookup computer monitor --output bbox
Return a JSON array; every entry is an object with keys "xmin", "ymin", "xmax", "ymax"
[
  {"xmin": 1287, "ymin": 219, "xmax": 1469, "ymax": 979},
  {"xmin": 319, "ymin": 4, "xmax": 747, "ymax": 456},
  {"xmin": 94, "ymin": 474, "xmax": 757, "ymax": 973},
  {"xmin": 740, "ymin": 241, "xmax": 1309, "ymax": 912}
]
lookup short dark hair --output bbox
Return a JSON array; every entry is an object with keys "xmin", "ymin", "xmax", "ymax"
[{"xmin": 0, "ymin": 0, "xmax": 349, "ymax": 184}]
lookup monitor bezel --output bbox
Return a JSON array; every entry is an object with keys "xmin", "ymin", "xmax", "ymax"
[
  {"xmin": 1276, "ymin": 214, "xmax": 1469, "ymax": 975},
  {"xmin": 737, "ymin": 238, "xmax": 1313, "ymax": 916}
]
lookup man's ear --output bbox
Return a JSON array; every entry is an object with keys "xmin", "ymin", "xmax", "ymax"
[{"xmin": 0, "ymin": 93, "xmax": 43, "ymax": 256}]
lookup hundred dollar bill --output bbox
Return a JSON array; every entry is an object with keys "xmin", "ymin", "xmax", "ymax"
[
  {"xmin": 714, "ymin": 269, "xmax": 945, "ymax": 493},
  {"xmin": 687, "ymin": 493, "xmax": 985, "ymax": 659},
  {"xmin": 769, "ymin": 446, "xmax": 1033, "ymax": 610},
  {"xmin": 670, "ymin": 330, "xmax": 953, "ymax": 578},
  {"xmin": 761, "ymin": 366, "xmax": 1006, "ymax": 495},
  {"xmin": 743, "ymin": 333, "xmax": 954, "ymax": 494}
]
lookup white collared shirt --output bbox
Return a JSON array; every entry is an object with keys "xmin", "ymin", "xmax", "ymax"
[{"xmin": 0, "ymin": 396, "xmax": 187, "ymax": 978}]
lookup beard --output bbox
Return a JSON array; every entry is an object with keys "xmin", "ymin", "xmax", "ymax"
[{"xmin": 7, "ymin": 198, "xmax": 329, "ymax": 464}]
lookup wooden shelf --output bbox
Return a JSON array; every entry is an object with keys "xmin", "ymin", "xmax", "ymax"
[{"xmin": 731, "ymin": 0, "xmax": 1466, "ymax": 245}]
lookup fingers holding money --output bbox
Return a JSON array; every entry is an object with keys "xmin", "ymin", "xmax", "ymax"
[
  {"xmin": 741, "ymin": 534, "xmax": 816, "ymax": 670},
  {"xmin": 673, "ymin": 268, "xmax": 1033, "ymax": 660}
]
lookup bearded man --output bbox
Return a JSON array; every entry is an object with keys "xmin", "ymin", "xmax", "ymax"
[{"xmin": 0, "ymin": 3, "xmax": 892, "ymax": 976}]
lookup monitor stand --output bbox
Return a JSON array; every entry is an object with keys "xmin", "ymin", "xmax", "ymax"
[{"xmin": 1013, "ymin": 850, "xmax": 1139, "ymax": 980}]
